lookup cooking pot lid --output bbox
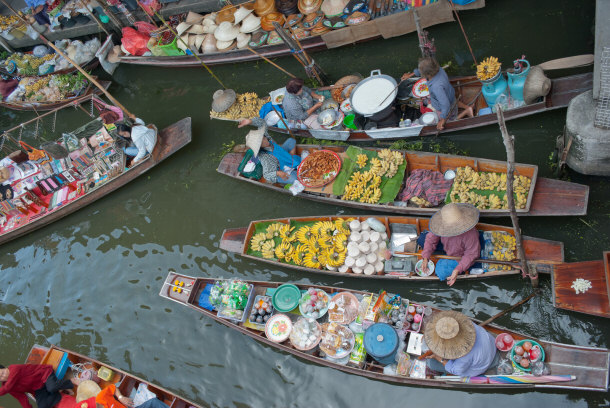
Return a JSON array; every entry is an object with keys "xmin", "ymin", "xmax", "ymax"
[{"xmin": 351, "ymin": 75, "xmax": 396, "ymax": 116}]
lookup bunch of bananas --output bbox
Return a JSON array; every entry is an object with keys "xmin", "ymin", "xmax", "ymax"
[
  {"xmin": 476, "ymin": 56, "xmax": 501, "ymax": 81},
  {"xmin": 23, "ymin": 76, "xmax": 51, "ymax": 97},
  {"xmin": 210, "ymin": 93, "xmax": 269, "ymax": 121},
  {"xmin": 248, "ymin": 219, "xmax": 353, "ymax": 270},
  {"xmin": 410, "ymin": 196, "xmax": 432, "ymax": 207},
  {"xmin": 372, "ymin": 149, "xmax": 404, "ymax": 178},
  {"xmin": 342, "ymin": 170, "xmax": 382, "ymax": 204},
  {"xmin": 356, "ymin": 154, "xmax": 368, "ymax": 168},
  {"xmin": 490, "ymin": 231, "xmax": 517, "ymax": 265},
  {"xmin": 0, "ymin": 15, "xmax": 19, "ymax": 31}
]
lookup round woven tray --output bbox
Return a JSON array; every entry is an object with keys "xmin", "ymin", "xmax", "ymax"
[{"xmin": 331, "ymin": 74, "xmax": 362, "ymax": 103}]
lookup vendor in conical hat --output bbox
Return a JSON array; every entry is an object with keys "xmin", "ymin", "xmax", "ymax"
[
  {"xmin": 423, "ymin": 310, "xmax": 498, "ymax": 377},
  {"xmin": 420, "ymin": 203, "xmax": 480, "ymax": 286}
]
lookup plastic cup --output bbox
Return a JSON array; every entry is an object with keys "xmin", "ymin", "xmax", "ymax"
[
  {"xmin": 503, "ymin": 333, "xmax": 514, "ymax": 346},
  {"xmin": 413, "ymin": 314, "xmax": 422, "ymax": 323}
]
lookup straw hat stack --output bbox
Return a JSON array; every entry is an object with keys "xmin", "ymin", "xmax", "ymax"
[
  {"xmin": 298, "ymin": 0, "xmax": 322, "ymax": 15},
  {"xmin": 320, "ymin": 0, "xmax": 348, "ymax": 17},
  {"xmin": 254, "ymin": 0, "xmax": 277, "ymax": 16},
  {"xmin": 276, "ymin": 0, "xmax": 299, "ymax": 16},
  {"xmin": 216, "ymin": 5, "xmax": 235, "ymax": 23},
  {"xmin": 423, "ymin": 311, "xmax": 476, "ymax": 360},
  {"xmin": 261, "ymin": 12, "xmax": 285, "ymax": 31}
]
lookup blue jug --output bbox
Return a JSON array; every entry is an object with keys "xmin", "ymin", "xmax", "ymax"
[
  {"xmin": 481, "ymin": 70, "xmax": 508, "ymax": 107},
  {"xmin": 507, "ymin": 59, "xmax": 530, "ymax": 102}
]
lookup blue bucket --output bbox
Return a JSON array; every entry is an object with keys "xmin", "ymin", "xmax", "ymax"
[{"xmin": 363, "ymin": 323, "xmax": 399, "ymax": 365}]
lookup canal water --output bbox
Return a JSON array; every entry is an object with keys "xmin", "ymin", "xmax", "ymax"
[{"xmin": 1, "ymin": 0, "xmax": 609, "ymax": 406}]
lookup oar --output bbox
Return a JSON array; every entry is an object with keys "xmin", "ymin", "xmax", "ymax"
[
  {"xmin": 478, "ymin": 289, "xmax": 540, "ymax": 327},
  {"xmin": 246, "ymin": 47, "xmax": 296, "ymax": 78},
  {"xmin": 538, "ymin": 54, "xmax": 594, "ymax": 70}
]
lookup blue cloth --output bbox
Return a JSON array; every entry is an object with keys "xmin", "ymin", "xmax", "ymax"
[
  {"xmin": 258, "ymin": 101, "xmax": 285, "ymax": 120},
  {"xmin": 198, "ymin": 284, "xmax": 215, "ymax": 311},
  {"xmin": 414, "ymin": 67, "xmax": 455, "ymax": 119},
  {"xmin": 444, "ymin": 323, "xmax": 497, "ymax": 376},
  {"xmin": 268, "ymin": 138, "xmax": 301, "ymax": 169},
  {"xmin": 25, "ymin": 0, "xmax": 46, "ymax": 8},
  {"xmin": 136, "ymin": 399, "xmax": 170, "ymax": 408},
  {"xmin": 123, "ymin": 146, "xmax": 139, "ymax": 157},
  {"xmin": 435, "ymin": 259, "xmax": 458, "ymax": 281}
]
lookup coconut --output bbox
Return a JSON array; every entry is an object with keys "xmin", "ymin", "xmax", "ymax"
[
  {"xmin": 360, "ymin": 221, "xmax": 370, "ymax": 231},
  {"xmin": 381, "ymin": 232, "xmax": 388, "ymax": 240},
  {"xmin": 352, "ymin": 266, "xmax": 363, "ymax": 274},
  {"xmin": 355, "ymin": 256, "xmax": 367, "ymax": 268},
  {"xmin": 344, "ymin": 256, "xmax": 356, "ymax": 267},
  {"xmin": 349, "ymin": 220, "xmax": 361, "ymax": 231},
  {"xmin": 347, "ymin": 246, "xmax": 360, "ymax": 258},
  {"xmin": 347, "ymin": 242, "xmax": 359, "ymax": 252},
  {"xmin": 378, "ymin": 241, "xmax": 387, "ymax": 249},
  {"xmin": 366, "ymin": 253, "xmax": 377, "ymax": 264},
  {"xmin": 369, "ymin": 242, "xmax": 378, "ymax": 253},
  {"xmin": 358, "ymin": 241, "xmax": 370, "ymax": 254},
  {"xmin": 338, "ymin": 264, "xmax": 349, "ymax": 273},
  {"xmin": 369, "ymin": 231, "xmax": 380, "ymax": 243},
  {"xmin": 363, "ymin": 264, "xmax": 375, "ymax": 275},
  {"xmin": 349, "ymin": 231, "xmax": 362, "ymax": 243},
  {"xmin": 360, "ymin": 230, "xmax": 370, "ymax": 243},
  {"xmin": 374, "ymin": 261, "xmax": 384, "ymax": 273}
]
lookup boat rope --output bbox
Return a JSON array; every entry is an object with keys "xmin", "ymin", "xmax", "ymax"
[
  {"xmin": 18, "ymin": 124, "xmax": 23, "ymax": 142},
  {"xmin": 152, "ymin": 10, "xmax": 227, "ymax": 90}
]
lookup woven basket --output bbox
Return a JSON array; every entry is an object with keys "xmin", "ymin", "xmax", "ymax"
[{"xmin": 331, "ymin": 74, "xmax": 362, "ymax": 103}]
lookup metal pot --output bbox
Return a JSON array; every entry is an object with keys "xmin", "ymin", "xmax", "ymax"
[
  {"xmin": 318, "ymin": 108, "xmax": 338, "ymax": 126},
  {"xmin": 350, "ymin": 69, "xmax": 397, "ymax": 117}
]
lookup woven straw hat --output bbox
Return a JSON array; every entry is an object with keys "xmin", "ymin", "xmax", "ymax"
[
  {"xmin": 216, "ymin": 5, "xmax": 235, "ymax": 24},
  {"xmin": 245, "ymin": 127, "xmax": 266, "ymax": 157},
  {"xmin": 424, "ymin": 310, "xmax": 476, "ymax": 360},
  {"xmin": 0, "ymin": 167, "xmax": 10, "ymax": 183},
  {"xmin": 261, "ymin": 12, "xmax": 285, "ymax": 31},
  {"xmin": 177, "ymin": 34, "xmax": 190, "ymax": 51},
  {"xmin": 216, "ymin": 39, "xmax": 235, "ymax": 50},
  {"xmin": 429, "ymin": 203, "xmax": 479, "ymax": 237},
  {"xmin": 194, "ymin": 34, "xmax": 206, "ymax": 51},
  {"xmin": 201, "ymin": 34, "xmax": 218, "ymax": 53},
  {"xmin": 176, "ymin": 22, "xmax": 192, "ymax": 36},
  {"xmin": 203, "ymin": 12, "xmax": 217, "ymax": 23},
  {"xmin": 234, "ymin": 6, "xmax": 254, "ymax": 24},
  {"xmin": 240, "ymin": 14, "xmax": 262, "ymax": 33},
  {"xmin": 202, "ymin": 19, "xmax": 218, "ymax": 34},
  {"xmin": 523, "ymin": 65, "xmax": 551, "ymax": 105},
  {"xmin": 186, "ymin": 11, "xmax": 204, "ymax": 24},
  {"xmin": 214, "ymin": 21, "xmax": 240, "ymax": 41},
  {"xmin": 321, "ymin": 0, "xmax": 348, "ymax": 17},
  {"xmin": 345, "ymin": 10, "xmax": 369, "ymax": 25},
  {"xmin": 236, "ymin": 32, "xmax": 251, "ymax": 49},
  {"xmin": 76, "ymin": 381, "xmax": 101, "ymax": 403},
  {"xmin": 212, "ymin": 89, "xmax": 236, "ymax": 112},
  {"xmin": 299, "ymin": 0, "xmax": 322, "ymax": 14},
  {"xmin": 254, "ymin": 0, "xmax": 276, "ymax": 16},
  {"xmin": 186, "ymin": 24, "xmax": 205, "ymax": 34}
]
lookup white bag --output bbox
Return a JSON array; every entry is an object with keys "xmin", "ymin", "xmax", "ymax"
[{"xmin": 133, "ymin": 383, "xmax": 157, "ymax": 407}]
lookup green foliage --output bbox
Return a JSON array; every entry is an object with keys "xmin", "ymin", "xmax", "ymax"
[
  {"xmin": 211, "ymin": 140, "xmax": 237, "ymax": 163},
  {"xmin": 386, "ymin": 138, "xmax": 468, "ymax": 156}
]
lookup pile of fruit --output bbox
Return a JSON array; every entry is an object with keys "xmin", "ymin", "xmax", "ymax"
[
  {"xmin": 449, "ymin": 166, "xmax": 531, "ymax": 210},
  {"xmin": 209, "ymin": 92, "xmax": 268, "ymax": 120},
  {"xmin": 13, "ymin": 73, "xmax": 88, "ymax": 102},
  {"xmin": 249, "ymin": 296, "xmax": 273, "ymax": 325},
  {"xmin": 299, "ymin": 287, "xmax": 329, "ymax": 319},
  {"xmin": 249, "ymin": 218, "xmax": 352, "ymax": 271},
  {"xmin": 4, "ymin": 53, "xmax": 55, "ymax": 76},
  {"xmin": 0, "ymin": 15, "xmax": 19, "ymax": 31},
  {"xmin": 476, "ymin": 56, "xmax": 501, "ymax": 81},
  {"xmin": 342, "ymin": 149, "xmax": 404, "ymax": 204}
]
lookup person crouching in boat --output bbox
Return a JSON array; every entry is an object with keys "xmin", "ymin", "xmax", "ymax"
[
  {"xmin": 424, "ymin": 311, "xmax": 498, "ymax": 376},
  {"xmin": 115, "ymin": 116, "xmax": 157, "ymax": 167},
  {"xmin": 76, "ymin": 379, "xmax": 171, "ymax": 408},
  {"xmin": 402, "ymin": 57, "xmax": 474, "ymax": 131},
  {"xmin": 239, "ymin": 117, "xmax": 302, "ymax": 185},
  {"xmin": 419, "ymin": 203, "xmax": 480, "ymax": 286},
  {"xmin": 0, "ymin": 363, "xmax": 78, "ymax": 408},
  {"xmin": 282, "ymin": 78, "xmax": 325, "ymax": 129}
]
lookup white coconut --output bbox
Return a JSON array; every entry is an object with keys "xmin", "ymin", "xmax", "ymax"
[
  {"xmin": 349, "ymin": 231, "xmax": 362, "ymax": 243},
  {"xmin": 326, "ymin": 265, "xmax": 337, "ymax": 271},
  {"xmin": 366, "ymin": 252, "xmax": 377, "ymax": 264},
  {"xmin": 349, "ymin": 220, "xmax": 361, "ymax": 231},
  {"xmin": 378, "ymin": 241, "xmax": 387, "ymax": 249},
  {"xmin": 338, "ymin": 264, "xmax": 349, "ymax": 273},
  {"xmin": 375, "ymin": 261, "xmax": 385, "ymax": 273},
  {"xmin": 344, "ymin": 256, "xmax": 356, "ymax": 267},
  {"xmin": 360, "ymin": 230, "xmax": 370, "ymax": 243},
  {"xmin": 369, "ymin": 242, "xmax": 379, "ymax": 253},
  {"xmin": 347, "ymin": 246, "xmax": 360, "ymax": 258},
  {"xmin": 360, "ymin": 221, "xmax": 370, "ymax": 231},
  {"xmin": 352, "ymin": 266, "xmax": 363, "ymax": 274},
  {"xmin": 363, "ymin": 264, "xmax": 375, "ymax": 275},
  {"xmin": 381, "ymin": 232, "xmax": 388, "ymax": 240},
  {"xmin": 358, "ymin": 241, "xmax": 370, "ymax": 254},
  {"xmin": 355, "ymin": 256, "xmax": 367, "ymax": 268},
  {"xmin": 369, "ymin": 231, "xmax": 381, "ymax": 243},
  {"xmin": 347, "ymin": 241, "xmax": 359, "ymax": 252}
]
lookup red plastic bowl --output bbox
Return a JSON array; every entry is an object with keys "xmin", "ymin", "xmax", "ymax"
[{"xmin": 495, "ymin": 333, "xmax": 514, "ymax": 351}]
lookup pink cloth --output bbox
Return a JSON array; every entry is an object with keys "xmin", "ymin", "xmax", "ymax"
[{"xmin": 421, "ymin": 227, "xmax": 480, "ymax": 272}]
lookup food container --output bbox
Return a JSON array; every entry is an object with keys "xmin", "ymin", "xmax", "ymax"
[
  {"xmin": 97, "ymin": 366, "xmax": 113, "ymax": 381},
  {"xmin": 289, "ymin": 317, "xmax": 321, "ymax": 351},
  {"xmin": 296, "ymin": 149, "xmax": 342, "ymax": 188},
  {"xmin": 340, "ymin": 99, "xmax": 353, "ymax": 114},
  {"xmin": 350, "ymin": 70, "xmax": 397, "ymax": 117},
  {"xmin": 414, "ymin": 259, "xmax": 435, "ymax": 277},
  {"xmin": 363, "ymin": 323, "xmax": 399, "ymax": 365},
  {"xmin": 328, "ymin": 292, "xmax": 359, "ymax": 324},
  {"xmin": 272, "ymin": 284, "xmax": 301, "ymax": 312},
  {"xmin": 317, "ymin": 108, "xmax": 338, "ymax": 126},
  {"xmin": 248, "ymin": 295, "xmax": 275, "ymax": 330},
  {"xmin": 510, "ymin": 339, "xmax": 545, "ymax": 372},
  {"xmin": 320, "ymin": 322, "xmax": 355, "ymax": 358},
  {"xmin": 299, "ymin": 288, "xmax": 329, "ymax": 319},
  {"xmin": 265, "ymin": 314, "xmax": 293, "ymax": 343}
]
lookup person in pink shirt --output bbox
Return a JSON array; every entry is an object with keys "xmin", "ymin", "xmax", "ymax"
[{"xmin": 420, "ymin": 203, "xmax": 480, "ymax": 286}]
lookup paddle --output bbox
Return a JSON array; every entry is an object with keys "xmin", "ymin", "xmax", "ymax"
[
  {"xmin": 538, "ymin": 54, "xmax": 594, "ymax": 70},
  {"xmin": 478, "ymin": 289, "xmax": 540, "ymax": 327}
]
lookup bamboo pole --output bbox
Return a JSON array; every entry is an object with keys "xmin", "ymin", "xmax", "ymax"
[
  {"xmin": 269, "ymin": 103, "xmax": 295, "ymax": 139},
  {"xmin": 413, "ymin": 10, "xmax": 426, "ymax": 57},
  {"xmin": 135, "ymin": 0, "xmax": 159, "ymax": 28},
  {"xmin": 0, "ymin": 0, "xmax": 135, "ymax": 118},
  {"xmin": 246, "ymin": 47, "xmax": 296, "ymax": 78},
  {"xmin": 496, "ymin": 106, "xmax": 536, "ymax": 287},
  {"xmin": 77, "ymin": 0, "xmax": 110, "ymax": 36},
  {"xmin": 478, "ymin": 290, "xmax": 539, "ymax": 327}
]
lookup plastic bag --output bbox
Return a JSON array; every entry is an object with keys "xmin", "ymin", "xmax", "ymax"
[
  {"xmin": 134, "ymin": 21, "xmax": 157, "ymax": 35},
  {"xmin": 133, "ymin": 384, "xmax": 156, "ymax": 407},
  {"xmin": 121, "ymin": 27, "xmax": 151, "ymax": 56},
  {"xmin": 38, "ymin": 60, "xmax": 55, "ymax": 75}
]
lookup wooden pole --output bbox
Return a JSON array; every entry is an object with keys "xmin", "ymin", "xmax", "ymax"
[
  {"xmin": 496, "ymin": 106, "xmax": 536, "ymax": 287},
  {"xmin": 478, "ymin": 290, "xmax": 539, "ymax": 327},
  {"xmin": 246, "ymin": 47, "xmax": 296, "ymax": 78},
  {"xmin": 447, "ymin": 0, "xmax": 477, "ymax": 65},
  {"xmin": 97, "ymin": 1, "xmax": 124, "ymax": 32},
  {"xmin": 269, "ymin": 103, "xmax": 295, "ymax": 139},
  {"xmin": 0, "ymin": 0, "xmax": 135, "ymax": 119},
  {"xmin": 413, "ymin": 10, "xmax": 426, "ymax": 57},
  {"xmin": 77, "ymin": 0, "xmax": 110, "ymax": 36}
]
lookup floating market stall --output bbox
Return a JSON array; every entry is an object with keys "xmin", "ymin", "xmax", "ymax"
[
  {"xmin": 219, "ymin": 215, "xmax": 565, "ymax": 281},
  {"xmin": 160, "ymin": 274, "xmax": 610, "ymax": 392},
  {"xmin": 0, "ymin": 95, "xmax": 191, "ymax": 247},
  {"xmin": 217, "ymin": 144, "xmax": 589, "ymax": 217},
  {"xmin": 25, "ymin": 344, "xmax": 203, "ymax": 408}
]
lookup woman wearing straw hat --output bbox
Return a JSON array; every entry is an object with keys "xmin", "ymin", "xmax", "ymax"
[
  {"xmin": 420, "ymin": 203, "xmax": 481, "ymax": 286},
  {"xmin": 423, "ymin": 311, "xmax": 498, "ymax": 377}
]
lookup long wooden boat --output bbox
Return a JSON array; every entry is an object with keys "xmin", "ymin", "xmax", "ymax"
[
  {"xmin": 0, "ymin": 117, "xmax": 191, "ymax": 246},
  {"xmin": 0, "ymin": 79, "xmax": 111, "ymax": 111},
  {"xmin": 25, "ymin": 344, "xmax": 202, "ymax": 408},
  {"xmin": 228, "ymin": 73, "xmax": 592, "ymax": 142},
  {"xmin": 217, "ymin": 144, "xmax": 589, "ymax": 217},
  {"xmin": 220, "ymin": 214, "xmax": 564, "ymax": 281},
  {"xmin": 160, "ymin": 273, "xmax": 610, "ymax": 392},
  {"xmin": 116, "ymin": 1, "xmax": 484, "ymax": 67}
]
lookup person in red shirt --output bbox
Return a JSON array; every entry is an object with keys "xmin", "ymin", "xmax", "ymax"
[
  {"xmin": 420, "ymin": 203, "xmax": 481, "ymax": 286},
  {"xmin": 0, "ymin": 364, "xmax": 76, "ymax": 408}
]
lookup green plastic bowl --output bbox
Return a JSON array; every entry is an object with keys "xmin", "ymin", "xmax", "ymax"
[
  {"xmin": 510, "ymin": 339, "xmax": 545, "ymax": 372},
  {"xmin": 272, "ymin": 284, "xmax": 301, "ymax": 313}
]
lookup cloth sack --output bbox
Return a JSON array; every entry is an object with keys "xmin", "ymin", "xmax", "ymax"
[
  {"xmin": 237, "ymin": 149, "xmax": 263, "ymax": 180},
  {"xmin": 133, "ymin": 384, "xmax": 157, "ymax": 407},
  {"xmin": 435, "ymin": 259, "xmax": 458, "ymax": 281}
]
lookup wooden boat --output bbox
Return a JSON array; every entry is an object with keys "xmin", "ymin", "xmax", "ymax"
[
  {"xmin": 25, "ymin": 344, "xmax": 202, "ymax": 408},
  {"xmin": 160, "ymin": 273, "xmax": 610, "ymax": 392},
  {"xmin": 227, "ymin": 73, "xmax": 593, "ymax": 142},
  {"xmin": 0, "ymin": 79, "xmax": 111, "ymax": 111},
  {"xmin": 216, "ymin": 144, "xmax": 589, "ymax": 217},
  {"xmin": 552, "ymin": 251, "xmax": 610, "ymax": 319},
  {"xmin": 219, "ymin": 214, "xmax": 565, "ymax": 281},
  {"xmin": 116, "ymin": 1, "xmax": 484, "ymax": 68},
  {"xmin": 0, "ymin": 117, "xmax": 191, "ymax": 246}
]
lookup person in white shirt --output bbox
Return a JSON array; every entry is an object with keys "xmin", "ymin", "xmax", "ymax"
[{"xmin": 116, "ymin": 117, "xmax": 157, "ymax": 166}]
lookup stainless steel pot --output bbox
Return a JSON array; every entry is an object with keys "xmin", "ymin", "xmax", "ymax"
[{"xmin": 350, "ymin": 69, "xmax": 398, "ymax": 117}]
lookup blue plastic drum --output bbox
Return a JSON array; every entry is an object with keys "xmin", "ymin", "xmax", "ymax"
[{"xmin": 363, "ymin": 323, "xmax": 399, "ymax": 366}]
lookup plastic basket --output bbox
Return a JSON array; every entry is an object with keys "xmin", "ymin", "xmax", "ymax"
[{"xmin": 157, "ymin": 36, "xmax": 185, "ymax": 56}]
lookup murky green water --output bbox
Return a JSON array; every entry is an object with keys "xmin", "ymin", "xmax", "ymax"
[{"xmin": 1, "ymin": 0, "xmax": 609, "ymax": 406}]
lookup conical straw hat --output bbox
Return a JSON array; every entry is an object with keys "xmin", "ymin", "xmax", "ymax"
[
  {"xmin": 423, "ymin": 310, "xmax": 476, "ymax": 360},
  {"xmin": 76, "ymin": 381, "xmax": 101, "ymax": 403},
  {"xmin": 186, "ymin": 24, "xmax": 205, "ymax": 34},
  {"xmin": 186, "ymin": 11, "xmax": 204, "ymax": 24},
  {"xmin": 233, "ymin": 6, "xmax": 254, "ymax": 24},
  {"xmin": 239, "ymin": 14, "xmax": 261, "ymax": 33},
  {"xmin": 214, "ymin": 21, "xmax": 240, "ymax": 41},
  {"xmin": 428, "ymin": 203, "xmax": 479, "ymax": 237},
  {"xmin": 176, "ymin": 22, "xmax": 192, "ymax": 36},
  {"xmin": 523, "ymin": 65, "xmax": 551, "ymax": 105},
  {"xmin": 194, "ymin": 34, "xmax": 206, "ymax": 51}
]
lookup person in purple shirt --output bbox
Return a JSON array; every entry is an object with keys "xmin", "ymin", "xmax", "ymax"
[
  {"xmin": 420, "ymin": 203, "xmax": 480, "ymax": 286},
  {"xmin": 424, "ymin": 311, "xmax": 498, "ymax": 377},
  {"xmin": 402, "ymin": 57, "xmax": 474, "ymax": 130}
]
